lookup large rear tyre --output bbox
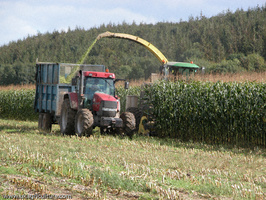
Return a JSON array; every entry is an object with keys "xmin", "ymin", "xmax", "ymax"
[
  {"xmin": 75, "ymin": 109, "xmax": 94, "ymax": 137},
  {"xmin": 120, "ymin": 112, "xmax": 136, "ymax": 137},
  {"xmin": 38, "ymin": 113, "xmax": 52, "ymax": 132},
  {"xmin": 60, "ymin": 98, "xmax": 76, "ymax": 135}
]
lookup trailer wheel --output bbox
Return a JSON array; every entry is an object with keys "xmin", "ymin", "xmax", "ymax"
[
  {"xmin": 120, "ymin": 112, "xmax": 136, "ymax": 137},
  {"xmin": 38, "ymin": 113, "xmax": 52, "ymax": 132},
  {"xmin": 42, "ymin": 113, "xmax": 52, "ymax": 131},
  {"xmin": 38, "ymin": 113, "xmax": 43, "ymax": 130},
  {"xmin": 60, "ymin": 98, "xmax": 76, "ymax": 135},
  {"xmin": 75, "ymin": 109, "xmax": 94, "ymax": 137}
]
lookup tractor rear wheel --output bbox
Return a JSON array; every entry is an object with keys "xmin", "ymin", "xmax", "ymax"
[
  {"xmin": 60, "ymin": 98, "xmax": 76, "ymax": 135},
  {"xmin": 120, "ymin": 112, "xmax": 136, "ymax": 137},
  {"xmin": 75, "ymin": 109, "xmax": 94, "ymax": 137}
]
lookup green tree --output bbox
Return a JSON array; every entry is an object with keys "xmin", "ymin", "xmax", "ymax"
[{"xmin": 246, "ymin": 53, "xmax": 266, "ymax": 71}]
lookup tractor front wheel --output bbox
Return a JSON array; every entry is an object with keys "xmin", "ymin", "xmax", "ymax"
[
  {"xmin": 120, "ymin": 112, "xmax": 136, "ymax": 137},
  {"xmin": 75, "ymin": 109, "xmax": 94, "ymax": 137},
  {"xmin": 126, "ymin": 107, "xmax": 142, "ymax": 132}
]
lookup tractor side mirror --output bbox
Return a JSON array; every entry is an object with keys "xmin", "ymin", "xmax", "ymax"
[{"xmin": 125, "ymin": 81, "xmax": 129, "ymax": 89}]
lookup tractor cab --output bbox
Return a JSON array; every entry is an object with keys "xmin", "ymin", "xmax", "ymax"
[{"xmin": 82, "ymin": 72, "xmax": 116, "ymax": 109}]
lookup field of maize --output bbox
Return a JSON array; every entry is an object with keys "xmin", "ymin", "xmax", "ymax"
[
  {"xmin": 0, "ymin": 81, "xmax": 265, "ymax": 147},
  {"xmin": 142, "ymin": 81, "xmax": 266, "ymax": 147},
  {"xmin": 0, "ymin": 89, "xmax": 37, "ymax": 121}
]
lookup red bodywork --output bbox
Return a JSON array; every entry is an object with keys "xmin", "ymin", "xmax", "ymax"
[
  {"xmin": 83, "ymin": 71, "xmax": 115, "ymax": 79},
  {"xmin": 93, "ymin": 93, "xmax": 117, "ymax": 112},
  {"xmin": 69, "ymin": 92, "xmax": 78, "ymax": 110}
]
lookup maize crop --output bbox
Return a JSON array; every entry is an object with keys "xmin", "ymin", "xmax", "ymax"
[
  {"xmin": 0, "ymin": 89, "xmax": 37, "ymax": 120},
  {"xmin": 116, "ymin": 86, "xmax": 141, "ymax": 112},
  {"xmin": 0, "ymin": 81, "xmax": 265, "ymax": 147},
  {"xmin": 143, "ymin": 81, "xmax": 266, "ymax": 147}
]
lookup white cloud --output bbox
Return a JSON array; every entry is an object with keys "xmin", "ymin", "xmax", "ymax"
[
  {"xmin": 0, "ymin": 0, "xmax": 265, "ymax": 46},
  {"xmin": 0, "ymin": 0, "xmax": 158, "ymax": 46}
]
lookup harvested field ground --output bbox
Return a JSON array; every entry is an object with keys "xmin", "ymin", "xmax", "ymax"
[
  {"xmin": 0, "ymin": 119, "xmax": 265, "ymax": 199},
  {"xmin": 193, "ymin": 71, "xmax": 266, "ymax": 83},
  {"xmin": 1, "ymin": 71, "xmax": 264, "ymax": 90}
]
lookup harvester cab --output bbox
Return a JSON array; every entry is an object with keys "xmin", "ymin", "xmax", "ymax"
[{"xmin": 160, "ymin": 62, "xmax": 200, "ymax": 81}]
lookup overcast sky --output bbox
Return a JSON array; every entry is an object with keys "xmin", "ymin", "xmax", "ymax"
[{"xmin": 0, "ymin": 0, "xmax": 265, "ymax": 46}]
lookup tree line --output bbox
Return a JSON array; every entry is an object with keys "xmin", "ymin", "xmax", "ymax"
[{"xmin": 0, "ymin": 5, "xmax": 265, "ymax": 85}]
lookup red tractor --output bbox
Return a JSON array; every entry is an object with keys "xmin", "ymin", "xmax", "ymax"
[{"xmin": 35, "ymin": 63, "xmax": 135, "ymax": 137}]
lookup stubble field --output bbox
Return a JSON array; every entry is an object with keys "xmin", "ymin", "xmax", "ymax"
[{"xmin": 0, "ymin": 119, "xmax": 265, "ymax": 199}]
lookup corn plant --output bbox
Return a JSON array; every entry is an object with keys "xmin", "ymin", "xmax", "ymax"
[
  {"xmin": 143, "ymin": 80, "xmax": 266, "ymax": 147},
  {"xmin": 115, "ymin": 86, "xmax": 141, "ymax": 112},
  {"xmin": 0, "ymin": 89, "xmax": 37, "ymax": 120}
]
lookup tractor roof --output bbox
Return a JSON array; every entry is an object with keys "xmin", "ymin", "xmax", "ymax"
[
  {"xmin": 167, "ymin": 62, "xmax": 199, "ymax": 69},
  {"xmin": 83, "ymin": 71, "xmax": 115, "ymax": 79}
]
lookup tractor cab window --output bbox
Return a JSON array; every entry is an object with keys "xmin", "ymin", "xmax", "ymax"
[{"xmin": 84, "ymin": 77, "xmax": 115, "ymax": 99}]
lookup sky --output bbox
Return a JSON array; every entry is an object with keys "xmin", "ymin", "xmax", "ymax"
[{"xmin": 0, "ymin": 0, "xmax": 265, "ymax": 47}]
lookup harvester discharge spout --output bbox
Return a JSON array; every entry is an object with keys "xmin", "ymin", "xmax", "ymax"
[{"xmin": 97, "ymin": 31, "xmax": 168, "ymax": 65}]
